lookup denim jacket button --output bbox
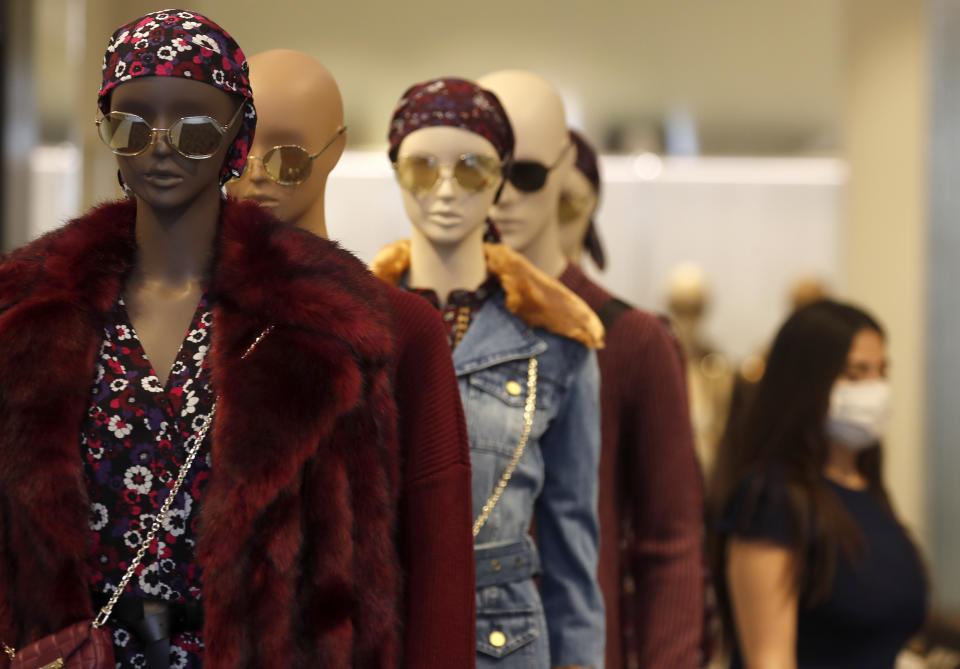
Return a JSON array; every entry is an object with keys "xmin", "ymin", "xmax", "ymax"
[
  {"xmin": 491, "ymin": 559, "xmax": 501, "ymax": 571},
  {"xmin": 505, "ymin": 381, "xmax": 522, "ymax": 396},
  {"xmin": 489, "ymin": 630, "xmax": 506, "ymax": 647}
]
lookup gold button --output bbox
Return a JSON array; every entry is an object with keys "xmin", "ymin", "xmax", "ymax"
[
  {"xmin": 505, "ymin": 381, "xmax": 522, "ymax": 396},
  {"xmin": 491, "ymin": 559, "xmax": 501, "ymax": 571},
  {"xmin": 489, "ymin": 630, "xmax": 507, "ymax": 647}
]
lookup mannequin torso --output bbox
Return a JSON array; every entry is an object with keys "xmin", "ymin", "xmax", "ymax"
[
  {"xmin": 378, "ymin": 80, "xmax": 605, "ymax": 668},
  {"xmin": 481, "ymin": 69, "xmax": 706, "ymax": 668}
]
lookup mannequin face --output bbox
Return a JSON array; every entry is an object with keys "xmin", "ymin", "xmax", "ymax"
[
  {"xmin": 226, "ymin": 50, "xmax": 345, "ymax": 230},
  {"xmin": 479, "ymin": 71, "xmax": 573, "ymax": 255},
  {"xmin": 109, "ymin": 76, "xmax": 239, "ymax": 211},
  {"xmin": 396, "ymin": 126, "xmax": 502, "ymax": 247},
  {"xmin": 557, "ymin": 168, "xmax": 598, "ymax": 260}
]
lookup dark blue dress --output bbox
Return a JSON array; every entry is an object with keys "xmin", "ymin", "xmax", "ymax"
[{"xmin": 718, "ymin": 471, "xmax": 927, "ymax": 669}]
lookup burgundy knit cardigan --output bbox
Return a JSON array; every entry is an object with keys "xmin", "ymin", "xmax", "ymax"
[
  {"xmin": 384, "ymin": 285, "xmax": 476, "ymax": 668},
  {"xmin": 561, "ymin": 263, "xmax": 705, "ymax": 669},
  {"xmin": 0, "ymin": 199, "xmax": 401, "ymax": 668}
]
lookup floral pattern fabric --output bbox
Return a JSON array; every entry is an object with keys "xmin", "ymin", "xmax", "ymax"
[
  {"xmin": 82, "ymin": 294, "xmax": 215, "ymax": 668},
  {"xmin": 408, "ymin": 275, "xmax": 500, "ymax": 351}
]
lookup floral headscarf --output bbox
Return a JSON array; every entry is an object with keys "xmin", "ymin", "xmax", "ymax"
[{"xmin": 98, "ymin": 9, "xmax": 256, "ymax": 184}]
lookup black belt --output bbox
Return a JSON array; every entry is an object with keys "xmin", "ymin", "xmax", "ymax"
[{"xmin": 91, "ymin": 592, "xmax": 203, "ymax": 669}]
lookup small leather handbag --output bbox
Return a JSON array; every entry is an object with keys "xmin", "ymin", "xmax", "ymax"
[
  {"xmin": 5, "ymin": 621, "xmax": 112, "ymax": 669},
  {"xmin": 2, "ymin": 404, "xmax": 218, "ymax": 669}
]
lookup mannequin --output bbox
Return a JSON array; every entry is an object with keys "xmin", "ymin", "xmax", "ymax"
[
  {"xmin": 666, "ymin": 263, "xmax": 734, "ymax": 477},
  {"xmin": 228, "ymin": 50, "xmax": 475, "ymax": 668},
  {"xmin": 558, "ymin": 130, "xmax": 602, "ymax": 268},
  {"xmin": 371, "ymin": 77, "xmax": 605, "ymax": 669},
  {"xmin": 0, "ymin": 11, "xmax": 402, "ymax": 668},
  {"xmin": 226, "ymin": 49, "xmax": 343, "ymax": 236},
  {"xmin": 481, "ymin": 70, "xmax": 706, "ymax": 669},
  {"xmin": 477, "ymin": 71, "xmax": 572, "ymax": 278}
]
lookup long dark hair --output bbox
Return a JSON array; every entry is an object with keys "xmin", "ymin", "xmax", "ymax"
[{"xmin": 708, "ymin": 299, "xmax": 895, "ymax": 638}]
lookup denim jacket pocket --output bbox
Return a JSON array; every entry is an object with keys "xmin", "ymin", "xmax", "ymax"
[
  {"xmin": 476, "ymin": 604, "xmax": 540, "ymax": 659},
  {"xmin": 466, "ymin": 362, "xmax": 559, "ymax": 457}
]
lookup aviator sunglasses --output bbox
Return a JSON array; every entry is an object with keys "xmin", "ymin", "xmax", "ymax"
[
  {"xmin": 505, "ymin": 142, "xmax": 573, "ymax": 192},
  {"xmin": 246, "ymin": 126, "xmax": 347, "ymax": 185},
  {"xmin": 96, "ymin": 103, "xmax": 245, "ymax": 159},
  {"xmin": 393, "ymin": 153, "xmax": 503, "ymax": 195}
]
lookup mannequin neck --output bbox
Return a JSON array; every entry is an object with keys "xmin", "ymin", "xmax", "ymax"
[
  {"xmin": 519, "ymin": 217, "xmax": 568, "ymax": 278},
  {"xmin": 671, "ymin": 315, "xmax": 703, "ymax": 360},
  {"xmin": 131, "ymin": 188, "xmax": 220, "ymax": 287},
  {"xmin": 568, "ymin": 245, "xmax": 584, "ymax": 267},
  {"xmin": 291, "ymin": 178, "xmax": 329, "ymax": 239},
  {"xmin": 408, "ymin": 226, "xmax": 487, "ymax": 306}
]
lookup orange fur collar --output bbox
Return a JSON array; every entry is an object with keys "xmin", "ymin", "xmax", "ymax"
[{"xmin": 371, "ymin": 239, "xmax": 604, "ymax": 349}]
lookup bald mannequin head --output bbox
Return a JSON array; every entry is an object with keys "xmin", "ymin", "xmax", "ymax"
[
  {"xmin": 227, "ymin": 49, "xmax": 345, "ymax": 236},
  {"xmin": 478, "ymin": 70, "xmax": 573, "ymax": 277}
]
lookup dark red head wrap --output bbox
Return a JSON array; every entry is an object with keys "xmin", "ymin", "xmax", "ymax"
[
  {"xmin": 570, "ymin": 130, "xmax": 600, "ymax": 195},
  {"xmin": 98, "ymin": 9, "xmax": 256, "ymax": 184},
  {"xmin": 388, "ymin": 78, "xmax": 514, "ymax": 164},
  {"xmin": 569, "ymin": 130, "xmax": 605, "ymax": 269}
]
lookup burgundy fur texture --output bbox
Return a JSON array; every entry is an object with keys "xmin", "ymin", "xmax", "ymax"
[{"xmin": 0, "ymin": 198, "xmax": 400, "ymax": 668}]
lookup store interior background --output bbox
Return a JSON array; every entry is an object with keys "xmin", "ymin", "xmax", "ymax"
[{"xmin": 3, "ymin": 0, "xmax": 959, "ymax": 618}]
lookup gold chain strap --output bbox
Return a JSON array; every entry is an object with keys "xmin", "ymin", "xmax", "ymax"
[
  {"xmin": 472, "ymin": 357, "xmax": 538, "ymax": 538},
  {"xmin": 90, "ymin": 326, "xmax": 272, "ymax": 630},
  {"xmin": 93, "ymin": 402, "xmax": 216, "ymax": 628},
  {"xmin": 2, "ymin": 641, "xmax": 14, "ymax": 660}
]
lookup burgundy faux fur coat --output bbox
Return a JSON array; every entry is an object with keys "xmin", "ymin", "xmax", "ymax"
[{"xmin": 0, "ymin": 199, "xmax": 400, "ymax": 668}]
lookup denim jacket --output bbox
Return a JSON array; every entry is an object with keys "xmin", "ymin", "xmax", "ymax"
[{"xmin": 455, "ymin": 290, "xmax": 605, "ymax": 669}]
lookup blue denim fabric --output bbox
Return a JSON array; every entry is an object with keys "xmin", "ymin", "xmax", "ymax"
[{"xmin": 455, "ymin": 291, "xmax": 605, "ymax": 669}]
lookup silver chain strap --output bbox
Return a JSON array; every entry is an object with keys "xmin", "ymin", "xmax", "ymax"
[
  {"xmin": 91, "ymin": 326, "xmax": 272, "ymax": 629},
  {"xmin": 472, "ymin": 357, "xmax": 538, "ymax": 538}
]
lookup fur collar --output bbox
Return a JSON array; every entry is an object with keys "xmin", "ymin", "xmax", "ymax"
[
  {"xmin": 0, "ymin": 198, "xmax": 399, "ymax": 666},
  {"xmin": 370, "ymin": 239, "xmax": 604, "ymax": 349}
]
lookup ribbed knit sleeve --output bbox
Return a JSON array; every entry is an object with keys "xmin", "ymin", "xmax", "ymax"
[
  {"xmin": 561, "ymin": 264, "xmax": 704, "ymax": 669},
  {"xmin": 385, "ymin": 286, "xmax": 476, "ymax": 669}
]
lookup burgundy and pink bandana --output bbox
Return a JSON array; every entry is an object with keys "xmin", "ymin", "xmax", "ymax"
[
  {"xmin": 388, "ymin": 78, "xmax": 514, "ymax": 163},
  {"xmin": 98, "ymin": 9, "xmax": 256, "ymax": 183}
]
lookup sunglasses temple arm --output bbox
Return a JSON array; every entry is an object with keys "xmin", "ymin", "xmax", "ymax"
[{"xmin": 308, "ymin": 126, "xmax": 347, "ymax": 159}]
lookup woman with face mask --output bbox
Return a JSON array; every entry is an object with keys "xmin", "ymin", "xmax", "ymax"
[{"xmin": 708, "ymin": 300, "xmax": 927, "ymax": 669}]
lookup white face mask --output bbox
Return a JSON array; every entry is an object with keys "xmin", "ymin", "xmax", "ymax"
[{"xmin": 825, "ymin": 379, "xmax": 892, "ymax": 450}]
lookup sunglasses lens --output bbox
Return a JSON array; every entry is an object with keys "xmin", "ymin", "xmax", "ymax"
[
  {"xmin": 396, "ymin": 156, "xmax": 439, "ymax": 194},
  {"xmin": 99, "ymin": 113, "xmax": 153, "ymax": 156},
  {"xmin": 263, "ymin": 146, "xmax": 313, "ymax": 185},
  {"xmin": 558, "ymin": 193, "xmax": 582, "ymax": 223},
  {"xmin": 454, "ymin": 155, "xmax": 501, "ymax": 192},
  {"xmin": 508, "ymin": 161, "xmax": 549, "ymax": 192},
  {"xmin": 169, "ymin": 117, "xmax": 224, "ymax": 158}
]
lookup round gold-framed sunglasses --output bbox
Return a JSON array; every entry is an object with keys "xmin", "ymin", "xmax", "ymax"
[
  {"xmin": 96, "ymin": 104, "xmax": 245, "ymax": 159},
  {"xmin": 393, "ymin": 153, "xmax": 503, "ymax": 196},
  {"xmin": 246, "ymin": 126, "xmax": 347, "ymax": 185}
]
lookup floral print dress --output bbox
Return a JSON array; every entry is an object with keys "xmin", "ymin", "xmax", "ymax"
[{"xmin": 81, "ymin": 293, "xmax": 215, "ymax": 669}]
